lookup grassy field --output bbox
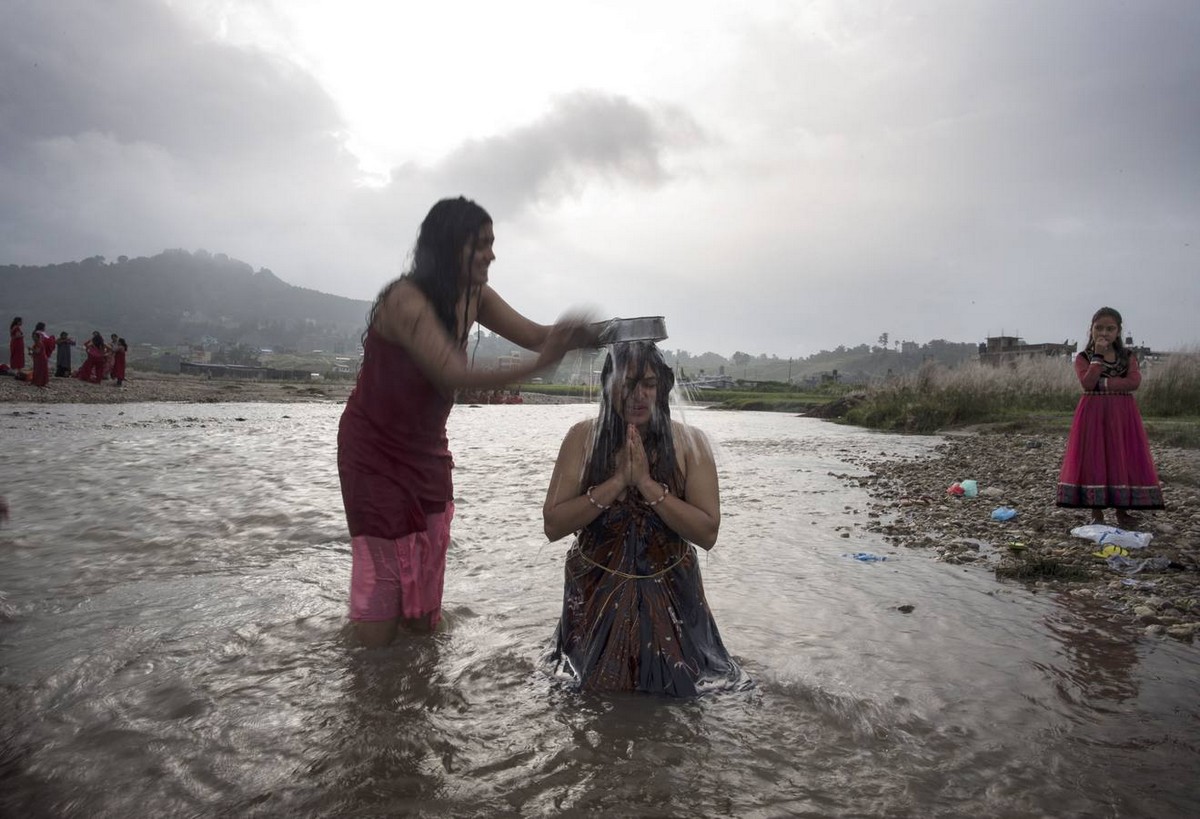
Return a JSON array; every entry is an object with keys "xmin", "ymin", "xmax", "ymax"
[
  {"xmin": 519, "ymin": 382, "xmax": 838, "ymax": 413},
  {"xmin": 519, "ymin": 353, "xmax": 1200, "ymax": 447},
  {"xmin": 837, "ymin": 353, "xmax": 1200, "ymax": 446}
]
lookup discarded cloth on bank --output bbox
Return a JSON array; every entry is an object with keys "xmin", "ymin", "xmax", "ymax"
[
  {"xmin": 946, "ymin": 479, "xmax": 979, "ymax": 498},
  {"xmin": 1105, "ymin": 555, "xmax": 1171, "ymax": 574},
  {"xmin": 1070, "ymin": 524, "xmax": 1152, "ymax": 550}
]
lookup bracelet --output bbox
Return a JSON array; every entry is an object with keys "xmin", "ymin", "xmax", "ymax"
[
  {"xmin": 646, "ymin": 482, "xmax": 670, "ymax": 507},
  {"xmin": 586, "ymin": 485, "xmax": 609, "ymax": 510}
]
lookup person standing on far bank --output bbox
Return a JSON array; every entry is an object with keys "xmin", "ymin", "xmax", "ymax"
[
  {"xmin": 8, "ymin": 317, "xmax": 24, "ymax": 374},
  {"xmin": 55, "ymin": 332, "xmax": 76, "ymax": 377},
  {"xmin": 338, "ymin": 196, "xmax": 597, "ymax": 648}
]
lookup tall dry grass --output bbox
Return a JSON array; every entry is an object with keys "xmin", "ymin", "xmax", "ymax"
[
  {"xmin": 1139, "ymin": 349, "xmax": 1200, "ymax": 417},
  {"xmin": 844, "ymin": 351, "xmax": 1200, "ymax": 432}
]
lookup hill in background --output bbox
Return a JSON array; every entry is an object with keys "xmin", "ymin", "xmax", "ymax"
[
  {"xmin": 2, "ymin": 251, "xmax": 981, "ymax": 382},
  {"xmin": 2, "ymin": 251, "xmax": 369, "ymax": 354}
]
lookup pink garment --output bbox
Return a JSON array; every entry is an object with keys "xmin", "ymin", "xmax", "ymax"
[
  {"xmin": 76, "ymin": 345, "xmax": 105, "ymax": 383},
  {"xmin": 1056, "ymin": 353, "xmax": 1163, "ymax": 509},
  {"xmin": 349, "ymin": 503, "xmax": 454, "ymax": 624},
  {"xmin": 337, "ymin": 328, "xmax": 459, "ymax": 539},
  {"xmin": 31, "ymin": 342, "xmax": 49, "ymax": 387}
]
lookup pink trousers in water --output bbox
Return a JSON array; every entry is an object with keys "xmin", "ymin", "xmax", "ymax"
[{"xmin": 348, "ymin": 503, "xmax": 454, "ymax": 625}]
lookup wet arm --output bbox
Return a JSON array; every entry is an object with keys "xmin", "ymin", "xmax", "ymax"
[
  {"xmin": 543, "ymin": 421, "xmax": 618, "ymax": 542},
  {"xmin": 478, "ymin": 286, "xmax": 598, "ymax": 352},
  {"xmin": 638, "ymin": 428, "xmax": 721, "ymax": 550},
  {"xmin": 380, "ymin": 287, "xmax": 559, "ymax": 391},
  {"xmin": 477, "ymin": 286, "xmax": 552, "ymax": 351}
]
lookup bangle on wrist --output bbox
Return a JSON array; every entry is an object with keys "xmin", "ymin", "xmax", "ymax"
[
  {"xmin": 645, "ymin": 482, "xmax": 669, "ymax": 507},
  {"xmin": 586, "ymin": 485, "xmax": 609, "ymax": 510}
]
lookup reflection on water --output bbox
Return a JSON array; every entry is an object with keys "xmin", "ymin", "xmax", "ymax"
[{"xmin": 1, "ymin": 403, "xmax": 1198, "ymax": 817}]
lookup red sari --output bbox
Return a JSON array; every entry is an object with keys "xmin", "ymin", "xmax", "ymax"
[
  {"xmin": 549, "ymin": 491, "xmax": 746, "ymax": 696},
  {"xmin": 1057, "ymin": 353, "xmax": 1164, "ymax": 510},
  {"xmin": 31, "ymin": 338, "xmax": 49, "ymax": 387},
  {"xmin": 8, "ymin": 325, "xmax": 24, "ymax": 370},
  {"xmin": 76, "ymin": 342, "xmax": 106, "ymax": 383}
]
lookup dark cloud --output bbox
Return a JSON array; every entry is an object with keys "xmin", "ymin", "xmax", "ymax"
[
  {"xmin": 0, "ymin": 0, "xmax": 358, "ymax": 274},
  {"xmin": 395, "ymin": 91, "xmax": 704, "ymax": 217},
  {"xmin": 0, "ymin": 0, "xmax": 342, "ymax": 162}
]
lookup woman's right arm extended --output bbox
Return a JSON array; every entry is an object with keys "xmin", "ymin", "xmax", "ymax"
[
  {"xmin": 543, "ymin": 420, "xmax": 624, "ymax": 542},
  {"xmin": 377, "ymin": 282, "xmax": 572, "ymax": 392}
]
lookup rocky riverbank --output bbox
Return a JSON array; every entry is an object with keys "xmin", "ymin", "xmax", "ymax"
[
  {"xmin": 0, "ymin": 371, "xmax": 594, "ymax": 406},
  {"xmin": 0, "ymin": 370, "xmax": 356, "ymax": 404},
  {"xmin": 836, "ymin": 429, "xmax": 1200, "ymax": 641}
]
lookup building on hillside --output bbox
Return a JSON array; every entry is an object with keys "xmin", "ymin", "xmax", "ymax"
[
  {"xmin": 978, "ymin": 336, "xmax": 1076, "ymax": 366},
  {"xmin": 679, "ymin": 374, "xmax": 736, "ymax": 391}
]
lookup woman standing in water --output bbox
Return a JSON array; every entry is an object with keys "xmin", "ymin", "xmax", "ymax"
[
  {"xmin": 542, "ymin": 341, "xmax": 745, "ymax": 696},
  {"xmin": 338, "ymin": 196, "xmax": 595, "ymax": 648}
]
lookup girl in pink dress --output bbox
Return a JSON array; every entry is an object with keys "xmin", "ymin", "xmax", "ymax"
[{"xmin": 1056, "ymin": 307, "xmax": 1164, "ymax": 528}]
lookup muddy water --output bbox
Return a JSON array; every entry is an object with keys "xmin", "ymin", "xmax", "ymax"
[{"xmin": 1, "ymin": 403, "xmax": 1196, "ymax": 817}]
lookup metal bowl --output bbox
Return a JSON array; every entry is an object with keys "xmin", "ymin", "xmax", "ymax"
[{"xmin": 593, "ymin": 316, "xmax": 668, "ymax": 345}]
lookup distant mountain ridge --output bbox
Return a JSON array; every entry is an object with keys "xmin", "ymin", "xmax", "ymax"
[
  {"xmin": 1, "ymin": 250, "xmax": 370, "ymax": 351},
  {"xmin": 2, "ymin": 250, "xmax": 983, "ymax": 381}
]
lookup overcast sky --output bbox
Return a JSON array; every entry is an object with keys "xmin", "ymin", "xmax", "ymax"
[{"xmin": 2, "ymin": 0, "xmax": 1197, "ymax": 357}]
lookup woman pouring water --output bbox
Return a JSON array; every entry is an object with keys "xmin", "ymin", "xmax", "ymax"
[{"xmin": 338, "ymin": 196, "xmax": 596, "ymax": 648}]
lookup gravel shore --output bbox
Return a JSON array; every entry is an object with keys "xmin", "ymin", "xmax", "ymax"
[
  {"xmin": 0, "ymin": 370, "xmax": 356, "ymax": 404},
  {"xmin": 837, "ymin": 428, "xmax": 1200, "ymax": 641},
  {"xmin": 0, "ymin": 372, "xmax": 596, "ymax": 405}
]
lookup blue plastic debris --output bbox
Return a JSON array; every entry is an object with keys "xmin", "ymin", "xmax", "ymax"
[
  {"xmin": 844, "ymin": 552, "xmax": 887, "ymax": 562},
  {"xmin": 990, "ymin": 506, "xmax": 1018, "ymax": 521}
]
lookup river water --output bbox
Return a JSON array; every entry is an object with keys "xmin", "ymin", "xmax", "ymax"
[{"xmin": 1, "ymin": 402, "xmax": 1197, "ymax": 817}]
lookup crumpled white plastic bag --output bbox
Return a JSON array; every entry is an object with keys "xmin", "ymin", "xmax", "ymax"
[{"xmin": 1069, "ymin": 524, "xmax": 1153, "ymax": 550}]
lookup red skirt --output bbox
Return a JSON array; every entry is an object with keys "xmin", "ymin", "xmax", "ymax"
[
  {"xmin": 8, "ymin": 335, "xmax": 24, "ymax": 370},
  {"xmin": 1056, "ymin": 393, "xmax": 1164, "ymax": 509},
  {"xmin": 32, "ymin": 352, "xmax": 49, "ymax": 387}
]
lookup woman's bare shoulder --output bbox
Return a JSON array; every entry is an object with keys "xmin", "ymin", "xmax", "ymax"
[
  {"xmin": 671, "ymin": 420, "xmax": 713, "ymax": 457},
  {"xmin": 374, "ymin": 280, "xmax": 431, "ymax": 338},
  {"xmin": 566, "ymin": 417, "xmax": 597, "ymax": 440}
]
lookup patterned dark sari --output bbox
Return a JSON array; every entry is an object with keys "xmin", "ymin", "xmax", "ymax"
[{"xmin": 548, "ymin": 490, "xmax": 746, "ymax": 697}]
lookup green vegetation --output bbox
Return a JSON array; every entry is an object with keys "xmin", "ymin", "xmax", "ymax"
[
  {"xmin": 518, "ymin": 380, "xmax": 840, "ymax": 412},
  {"xmin": 704, "ymin": 396, "xmax": 827, "ymax": 412},
  {"xmin": 1143, "ymin": 419, "xmax": 1200, "ymax": 451},
  {"xmin": 995, "ymin": 557, "xmax": 1091, "ymax": 582},
  {"xmin": 836, "ymin": 353, "xmax": 1200, "ymax": 446}
]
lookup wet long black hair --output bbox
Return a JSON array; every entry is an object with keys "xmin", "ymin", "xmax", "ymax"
[
  {"xmin": 365, "ymin": 196, "xmax": 492, "ymax": 346},
  {"xmin": 1083, "ymin": 306, "xmax": 1129, "ymax": 365},
  {"xmin": 584, "ymin": 342, "xmax": 681, "ymax": 494}
]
